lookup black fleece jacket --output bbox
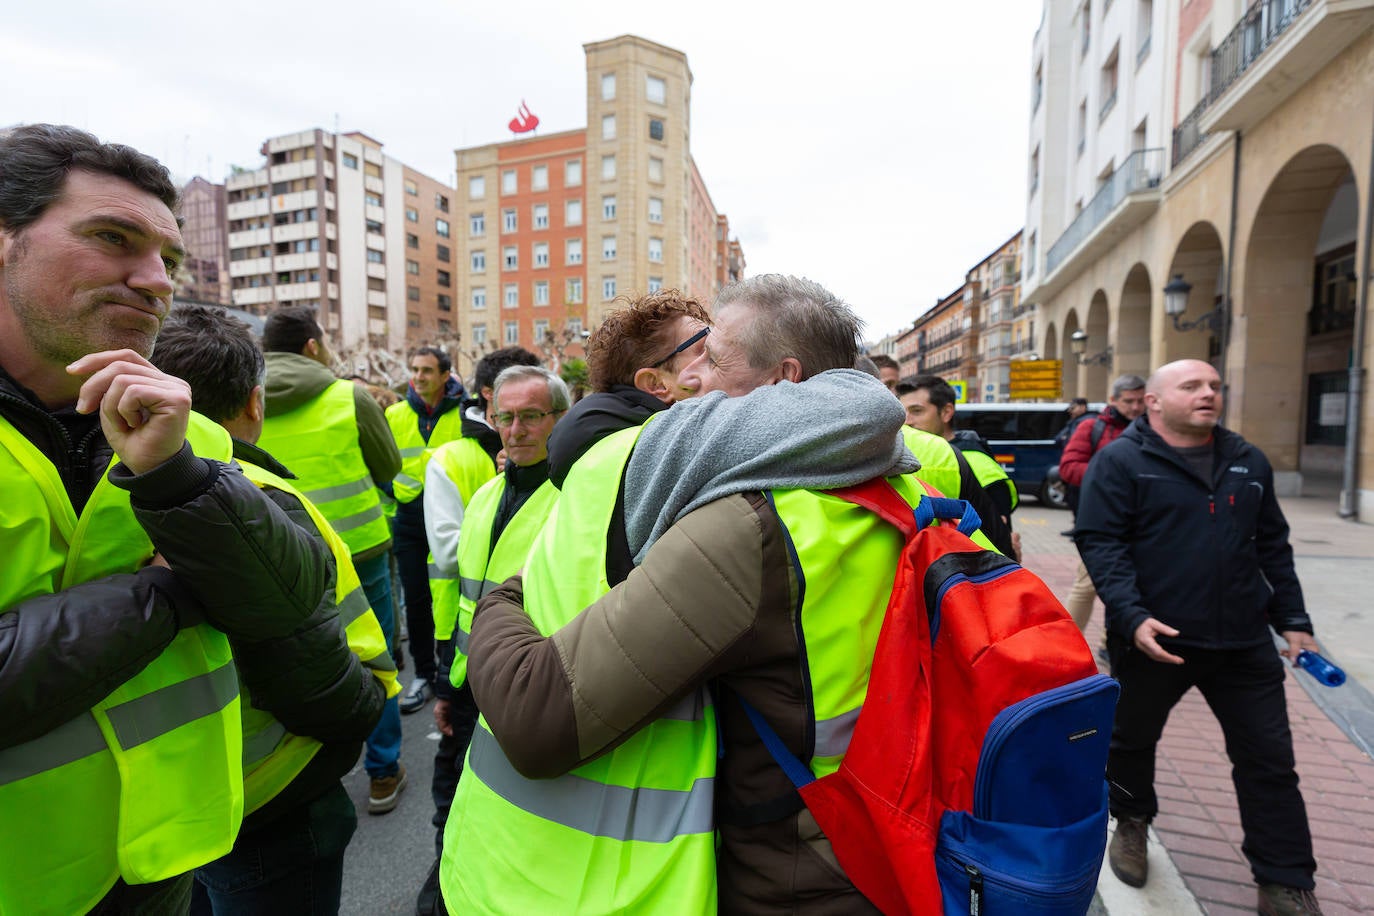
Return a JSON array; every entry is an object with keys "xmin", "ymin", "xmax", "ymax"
[
  {"xmin": 228, "ymin": 440, "xmax": 385, "ymax": 828},
  {"xmin": 1075, "ymin": 415, "xmax": 1311, "ymax": 648},
  {"xmin": 545, "ymin": 386, "xmax": 668, "ymax": 585},
  {"xmin": 546, "ymin": 386, "xmax": 666, "ymax": 488}
]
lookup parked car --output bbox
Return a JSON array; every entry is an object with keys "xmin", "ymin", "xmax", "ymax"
[{"xmin": 951, "ymin": 402, "xmax": 1103, "ymax": 509}]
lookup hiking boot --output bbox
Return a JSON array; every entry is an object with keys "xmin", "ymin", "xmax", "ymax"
[
  {"xmin": 369, "ymin": 763, "xmax": 408, "ymax": 815},
  {"xmin": 1108, "ymin": 815, "xmax": 1149, "ymax": 887},
  {"xmin": 1258, "ymin": 884, "xmax": 1323, "ymax": 916}
]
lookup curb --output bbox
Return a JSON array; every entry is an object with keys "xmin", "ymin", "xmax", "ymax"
[{"xmin": 1278, "ymin": 636, "xmax": 1374, "ymax": 759}]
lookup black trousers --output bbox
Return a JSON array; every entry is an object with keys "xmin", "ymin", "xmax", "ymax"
[
  {"xmin": 1107, "ymin": 638, "xmax": 1316, "ymax": 889},
  {"xmin": 393, "ymin": 504, "xmax": 436, "ymax": 685},
  {"xmin": 431, "ymin": 682, "xmax": 481, "ymax": 856}
]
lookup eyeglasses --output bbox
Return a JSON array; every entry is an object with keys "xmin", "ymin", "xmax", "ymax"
[
  {"xmin": 493, "ymin": 409, "xmax": 560, "ymax": 427},
  {"xmin": 650, "ymin": 326, "xmax": 710, "ymax": 369}
]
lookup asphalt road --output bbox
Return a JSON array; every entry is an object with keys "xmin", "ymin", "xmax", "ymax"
[{"xmin": 340, "ymin": 692, "xmax": 441, "ymax": 916}]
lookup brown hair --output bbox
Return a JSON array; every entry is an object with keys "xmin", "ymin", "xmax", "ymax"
[
  {"xmin": 587, "ymin": 290, "xmax": 709, "ymax": 391},
  {"xmin": 0, "ymin": 124, "xmax": 179, "ymax": 233}
]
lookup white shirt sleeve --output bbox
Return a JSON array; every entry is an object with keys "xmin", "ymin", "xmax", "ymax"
[{"xmin": 424, "ymin": 458, "xmax": 465, "ymax": 575}]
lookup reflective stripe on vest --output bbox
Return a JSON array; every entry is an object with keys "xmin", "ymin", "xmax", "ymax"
[
  {"xmin": 0, "ymin": 662, "xmax": 240, "ymax": 785},
  {"xmin": 427, "ymin": 439, "xmax": 499, "ymax": 644},
  {"xmin": 0, "ymin": 413, "xmax": 244, "ymax": 915},
  {"xmin": 767, "ymin": 478, "xmax": 926, "ymax": 777},
  {"xmin": 385, "ymin": 401, "xmax": 466, "ymax": 503},
  {"xmin": 259, "ymin": 380, "xmax": 389, "ymax": 554},
  {"xmin": 235, "ymin": 458, "xmax": 401, "ymax": 813},
  {"xmin": 448, "ymin": 476, "xmax": 558, "ymax": 686},
  {"xmin": 440, "ymin": 423, "xmax": 718, "ymax": 914},
  {"xmin": 467, "ymin": 726, "xmax": 714, "ymax": 842}
]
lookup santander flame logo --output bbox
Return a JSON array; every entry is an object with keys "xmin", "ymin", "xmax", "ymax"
[{"xmin": 508, "ymin": 100, "xmax": 540, "ymax": 134}]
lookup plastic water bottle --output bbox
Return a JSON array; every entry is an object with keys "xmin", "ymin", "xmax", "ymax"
[{"xmin": 1295, "ymin": 650, "xmax": 1346, "ymax": 687}]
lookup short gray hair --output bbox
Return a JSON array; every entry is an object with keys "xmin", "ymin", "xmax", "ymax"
[
  {"xmin": 492, "ymin": 365, "xmax": 571, "ymax": 412},
  {"xmin": 1110, "ymin": 374, "xmax": 1147, "ymax": 399},
  {"xmin": 714, "ymin": 274, "xmax": 862, "ymax": 379}
]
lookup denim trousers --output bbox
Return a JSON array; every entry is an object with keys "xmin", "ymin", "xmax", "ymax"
[
  {"xmin": 191, "ymin": 782, "xmax": 357, "ymax": 915},
  {"xmin": 357, "ymin": 552, "xmax": 401, "ymax": 779}
]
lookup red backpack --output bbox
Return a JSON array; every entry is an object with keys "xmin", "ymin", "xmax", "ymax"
[{"xmin": 741, "ymin": 479, "xmax": 1117, "ymax": 914}]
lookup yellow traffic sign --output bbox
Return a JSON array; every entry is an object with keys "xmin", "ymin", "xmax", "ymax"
[{"xmin": 1009, "ymin": 359, "xmax": 1062, "ymax": 401}]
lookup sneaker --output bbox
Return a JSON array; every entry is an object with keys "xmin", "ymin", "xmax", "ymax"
[
  {"xmin": 369, "ymin": 763, "xmax": 408, "ymax": 815},
  {"xmin": 1108, "ymin": 815, "xmax": 1149, "ymax": 887},
  {"xmin": 399, "ymin": 677, "xmax": 432, "ymax": 715},
  {"xmin": 1258, "ymin": 884, "xmax": 1323, "ymax": 916}
]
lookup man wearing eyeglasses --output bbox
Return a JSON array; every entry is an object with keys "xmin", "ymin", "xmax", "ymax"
[
  {"xmin": 419, "ymin": 365, "xmax": 567, "ymax": 915},
  {"xmin": 416, "ymin": 348, "xmax": 543, "ymax": 912}
]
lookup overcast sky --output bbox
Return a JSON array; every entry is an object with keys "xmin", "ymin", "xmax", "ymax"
[{"xmin": 5, "ymin": 0, "xmax": 1043, "ymax": 340}]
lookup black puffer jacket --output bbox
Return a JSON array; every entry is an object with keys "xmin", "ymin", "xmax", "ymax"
[
  {"xmin": 1075, "ymin": 415, "xmax": 1311, "ymax": 648},
  {"xmin": 226, "ymin": 440, "xmax": 386, "ymax": 828},
  {"xmin": 0, "ymin": 368, "xmax": 368, "ymax": 752}
]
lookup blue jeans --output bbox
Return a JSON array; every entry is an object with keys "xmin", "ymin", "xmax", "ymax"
[
  {"xmin": 357, "ymin": 552, "xmax": 402, "ymax": 779},
  {"xmin": 191, "ymin": 782, "xmax": 356, "ymax": 915}
]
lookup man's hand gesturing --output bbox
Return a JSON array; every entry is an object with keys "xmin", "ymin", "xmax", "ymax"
[
  {"xmin": 1133, "ymin": 617, "xmax": 1185, "ymax": 665},
  {"xmin": 68, "ymin": 349, "xmax": 191, "ymax": 475}
]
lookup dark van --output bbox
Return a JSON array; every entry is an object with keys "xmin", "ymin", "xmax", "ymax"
[{"xmin": 951, "ymin": 402, "xmax": 1103, "ymax": 508}]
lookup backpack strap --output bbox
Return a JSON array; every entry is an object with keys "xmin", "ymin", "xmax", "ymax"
[
  {"xmin": 828, "ymin": 478, "xmax": 981, "ymax": 538},
  {"xmin": 736, "ymin": 695, "xmax": 817, "ymax": 790},
  {"xmin": 1089, "ymin": 416, "xmax": 1108, "ymax": 454}
]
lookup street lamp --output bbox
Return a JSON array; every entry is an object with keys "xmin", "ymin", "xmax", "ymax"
[
  {"xmin": 1164, "ymin": 273, "xmax": 1225, "ymax": 335},
  {"xmin": 1070, "ymin": 328, "xmax": 1113, "ymax": 367}
]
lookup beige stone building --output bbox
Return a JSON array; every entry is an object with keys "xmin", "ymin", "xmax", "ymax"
[
  {"xmin": 451, "ymin": 35, "xmax": 743, "ymax": 367},
  {"xmin": 1022, "ymin": 0, "xmax": 1374, "ymax": 518},
  {"xmin": 909, "ymin": 286, "xmax": 979, "ymax": 389}
]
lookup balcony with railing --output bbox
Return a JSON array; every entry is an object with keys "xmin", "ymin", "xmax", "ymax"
[
  {"xmin": 1042, "ymin": 148, "xmax": 1164, "ymax": 284},
  {"xmin": 920, "ymin": 327, "xmax": 965, "ymax": 348},
  {"xmin": 1171, "ymin": 102, "xmax": 1209, "ymax": 169},
  {"xmin": 922, "ymin": 354, "xmax": 963, "ymax": 376},
  {"xmin": 1196, "ymin": 0, "xmax": 1374, "ymax": 138}
]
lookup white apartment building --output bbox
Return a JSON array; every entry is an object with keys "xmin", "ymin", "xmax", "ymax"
[
  {"xmin": 226, "ymin": 129, "xmax": 451, "ymax": 351},
  {"xmin": 1024, "ymin": 0, "xmax": 1168, "ymax": 313}
]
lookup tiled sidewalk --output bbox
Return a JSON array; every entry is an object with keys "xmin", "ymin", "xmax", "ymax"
[{"xmin": 1020, "ymin": 513, "xmax": 1374, "ymax": 914}]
